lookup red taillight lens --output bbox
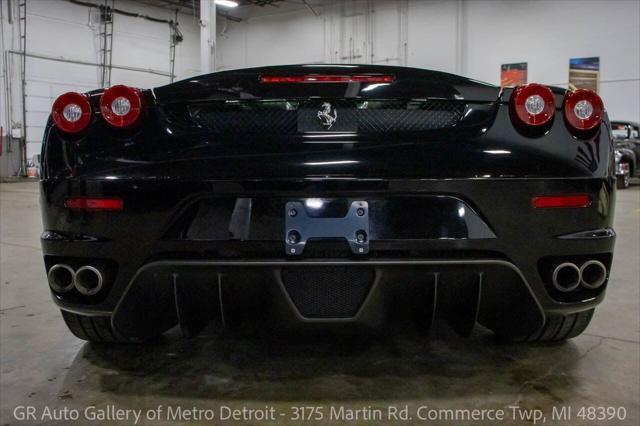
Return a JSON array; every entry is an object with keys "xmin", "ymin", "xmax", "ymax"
[
  {"xmin": 51, "ymin": 92, "xmax": 92, "ymax": 133},
  {"xmin": 260, "ymin": 75, "xmax": 394, "ymax": 84},
  {"xmin": 99, "ymin": 85, "xmax": 142, "ymax": 128},
  {"xmin": 532, "ymin": 194, "xmax": 591, "ymax": 209},
  {"xmin": 65, "ymin": 197, "xmax": 124, "ymax": 211},
  {"xmin": 509, "ymin": 83, "xmax": 556, "ymax": 127},
  {"xmin": 563, "ymin": 89, "xmax": 603, "ymax": 132}
]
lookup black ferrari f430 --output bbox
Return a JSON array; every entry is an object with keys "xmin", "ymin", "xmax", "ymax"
[{"xmin": 40, "ymin": 65, "xmax": 616, "ymax": 344}]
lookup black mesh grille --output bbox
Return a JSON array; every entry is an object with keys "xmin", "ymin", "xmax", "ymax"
[
  {"xmin": 355, "ymin": 100, "xmax": 464, "ymax": 132},
  {"xmin": 162, "ymin": 99, "xmax": 466, "ymax": 136},
  {"xmin": 186, "ymin": 102, "xmax": 297, "ymax": 135},
  {"xmin": 281, "ymin": 266, "xmax": 375, "ymax": 318}
]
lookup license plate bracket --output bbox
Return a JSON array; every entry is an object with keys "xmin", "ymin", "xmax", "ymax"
[{"xmin": 285, "ymin": 200, "xmax": 369, "ymax": 256}]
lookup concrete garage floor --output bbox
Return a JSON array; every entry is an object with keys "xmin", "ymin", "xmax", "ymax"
[{"xmin": 0, "ymin": 181, "xmax": 638, "ymax": 426}]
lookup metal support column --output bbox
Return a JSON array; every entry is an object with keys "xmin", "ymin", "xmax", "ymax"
[
  {"xmin": 169, "ymin": 10, "xmax": 183, "ymax": 83},
  {"xmin": 18, "ymin": 0, "xmax": 27, "ymax": 175},
  {"xmin": 199, "ymin": 0, "xmax": 216, "ymax": 75},
  {"xmin": 455, "ymin": 0, "xmax": 465, "ymax": 75}
]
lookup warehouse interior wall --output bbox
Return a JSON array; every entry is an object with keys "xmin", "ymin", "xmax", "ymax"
[
  {"xmin": 1, "ymin": 0, "xmax": 639, "ymax": 176},
  {"xmin": 216, "ymin": 0, "xmax": 640, "ymax": 123},
  {"xmin": 0, "ymin": 0, "xmax": 200, "ymax": 172},
  {"xmin": 462, "ymin": 0, "xmax": 640, "ymax": 128}
]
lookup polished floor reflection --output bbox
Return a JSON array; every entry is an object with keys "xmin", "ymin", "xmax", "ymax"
[{"xmin": 1, "ymin": 181, "xmax": 638, "ymax": 425}]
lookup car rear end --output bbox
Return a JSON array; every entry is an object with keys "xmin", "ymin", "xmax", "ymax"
[{"xmin": 40, "ymin": 65, "xmax": 615, "ymax": 343}]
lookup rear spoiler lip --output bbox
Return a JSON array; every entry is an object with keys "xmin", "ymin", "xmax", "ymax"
[
  {"xmin": 152, "ymin": 96, "xmax": 498, "ymax": 106},
  {"xmin": 152, "ymin": 64, "xmax": 502, "ymax": 104},
  {"xmin": 259, "ymin": 74, "xmax": 395, "ymax": 84}
]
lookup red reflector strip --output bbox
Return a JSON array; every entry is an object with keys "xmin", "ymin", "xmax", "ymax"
[
  {"xmin": 532, "ymin": 195, "xmax": 591, "ymax": 209},
  {"xmin": 65, "ymin": 198, "xmax": 124, "ymax": 211},
  {"xmin": 260, "ymin": 74, "xmax": 394, "ymax": 84}
]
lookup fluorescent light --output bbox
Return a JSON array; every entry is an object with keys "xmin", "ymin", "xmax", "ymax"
[
  {"xmin": 305, "ymin": 160, "xmax": 358, "ymax": 166},
  {"xmin": 215, "ymin": 0, "xmax": 239, "ymax": 7},
  {"xmin": 483, "ymin": 150, "xmax": 511, "ymax": 155},
  {"xmin": 302, "ymin": 64, "xmax": 358, "ymax": 68}
]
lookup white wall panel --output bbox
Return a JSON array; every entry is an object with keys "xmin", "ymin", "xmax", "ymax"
[
  {"xmin": 27, "ymin": 14, "xmax": 97, "ymax": 63},
  {"xmin": 600, "ymin": 80, "xmax": 640, "ymax": 124},
  {"xmin": 24, "ymin": 95, "xmax": 50, "ymax": 112},
  {"xmin": 2, "ymin": 0, "xmax": 201, "ymax": 160},
  {"xmin": 406, "ymin": 0, "xmax": 458, "ymax": 73},
  {"xmin": 462, "ymin": 0, "xmax": 639, "ymax": 122},
  {"xmin": 216, "ymin": 21, "xmax": 248, "ymax": 69},
  {"xmin": 370, "ymin": 1, "xmax": 403, "ymax": 65},
  {"xmin": 216, "ymin": 0, "xmax": 639, "ymax": 123},
  {"xmin": 247, "ymin": 12, "xmax": 325, "ymax": 66}
]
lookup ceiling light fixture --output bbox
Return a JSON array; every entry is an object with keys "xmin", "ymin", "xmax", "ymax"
[{"xmin": 215, "ymin": 0, "xmax": 239, "ymax": 8}]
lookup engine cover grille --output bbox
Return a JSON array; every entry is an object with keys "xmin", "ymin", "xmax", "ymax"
[
  {"xmin": 162, "ymin": 99, "xmax": 466, "ymax": 137},
  {"xmin": 281, "ymin": 266, "xmax": 375, "ymax": 318}
]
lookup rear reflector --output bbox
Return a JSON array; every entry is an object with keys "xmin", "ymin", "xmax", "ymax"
[
  {"xmin": 532, "ymin": 195, "xmax": 591, "ymax": 209},
  {"xmin": 65, "ymin": 198, "xmax": 124, "ymax": 211},
  {"xmin": 260, "ymin": 75, "xmax": 394, "ymax": 84}
]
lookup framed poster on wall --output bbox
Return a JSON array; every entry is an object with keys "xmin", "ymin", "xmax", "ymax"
[
  {"xmin": 569, "ymin": 57, "xmax": 600, "ymax": 92},
  {"xmin": 500, "ymin": 62, "xmax": 527, "ymax": 87}
]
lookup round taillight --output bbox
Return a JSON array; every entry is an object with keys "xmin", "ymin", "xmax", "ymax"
[
  {"xmin": 51, "ymin": 92, "xmax": 92, "ymax": 133},
  {"xmin": 563, "ymin": 89, "xmax": 603, "ymax": 132},
  {"xmin": 509, "ymin": 83, "xmax": 556, "ymax": 127},
  {"xmin": 99, "ymin": 85, "xmax": 142, "ymax": 128}
]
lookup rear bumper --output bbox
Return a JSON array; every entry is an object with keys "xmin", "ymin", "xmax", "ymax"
[
  {"xmin": 40, "ymin": 176, "xmax": 616, "ymax": 336},
  {"xmin": 110, "ymin": 259, "xmax": 543, "ymax": 339}
]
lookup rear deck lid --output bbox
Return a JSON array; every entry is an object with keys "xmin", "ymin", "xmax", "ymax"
[
  {"xmin": 152, "ymin": 65, "xmax": 499, "ymax": 139},
  {"xmin": 153, "ymin": 64, "xmax": 500, "ymax": 103}
]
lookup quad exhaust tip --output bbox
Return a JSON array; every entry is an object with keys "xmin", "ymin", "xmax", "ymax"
[
  {"xmin": 551, "ymin": 260, "xmax": 608, "ymax": 292},
  {"xmin": 47, "ymin": 264, "xmax": 75, "ymax": 293},
  {"xmin": 73, "ymin": 265, "xmax": 104, "ymax": 296},
  {"xmin": 580, "ymin": 260, "xmax": 607, "ymax": 289},
  {"xmin": 552, "ymin": 262, "xmax": 581, "ymax": 292}
]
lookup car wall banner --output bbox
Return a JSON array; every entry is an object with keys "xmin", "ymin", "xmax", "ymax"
[
  {"xmin": 569, "ymin": 56, "xmax": 600, "ymax": 93},
  {"xmin": 500, "ymin": 62, "xmax": 527, "ymax": 87}
]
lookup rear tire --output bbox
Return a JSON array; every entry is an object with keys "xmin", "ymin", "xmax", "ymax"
[
  {"xmin": 500, "ymin": 309, "xmax": 594, "ymax": 343},
  {"xmin": 61, "ymin": 310, "xmax": 140, "ymax": 343}
]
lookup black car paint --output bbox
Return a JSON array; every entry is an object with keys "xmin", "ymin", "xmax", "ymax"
[{"xmin": 39, "ymin": 64, "xmax": 616, "ymax": 340}]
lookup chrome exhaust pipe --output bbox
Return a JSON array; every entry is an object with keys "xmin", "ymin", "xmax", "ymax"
[
  {"xmin": 580, "ymin": 260, "xmax": 607, "ymax": 289},
  {"xmin": 552, "ymin": 262, "xmax": 581, "ymax": 292},
  {"xmin": 47, "ymin": 264, "xmax": 75, "ymax": 293},
  {"xmin": 74, "ymin": 265, "xmax": 104, "ymax": 296}
]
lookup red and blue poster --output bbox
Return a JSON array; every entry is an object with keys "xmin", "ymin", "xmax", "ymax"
[{"xmin": 500, "ymin": 62, "xmax": 528, "ymax": 87}]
